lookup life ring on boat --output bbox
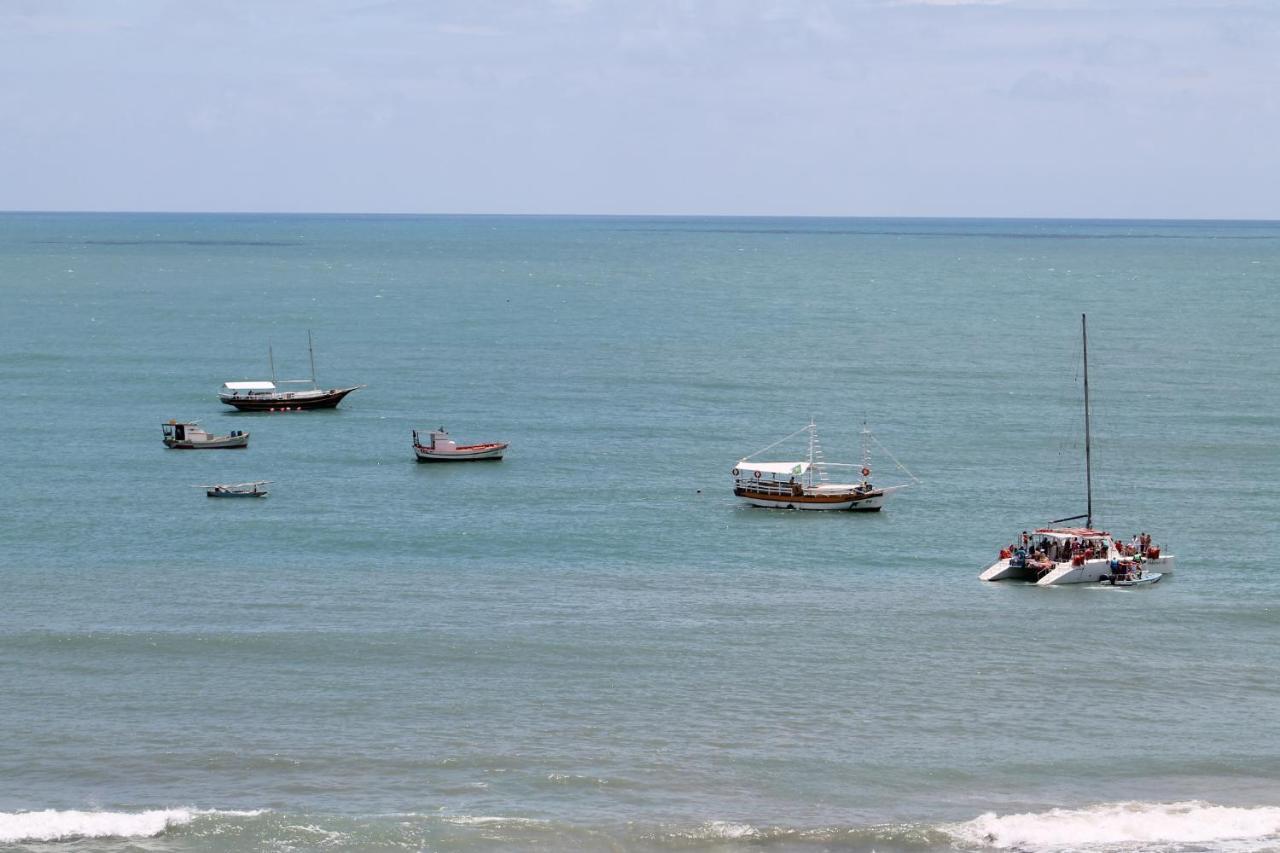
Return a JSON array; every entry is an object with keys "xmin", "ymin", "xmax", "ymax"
[
  {"xmin": 731, "ymin": 468, "xmax": 740, "ymax": 477},
  {"xmin": 753, "ymin": 470, "xmax": 762, "ymax": 480},
  {"xmin": 861, "ymin": 467, "xmax": 871, "ymax": 477}
]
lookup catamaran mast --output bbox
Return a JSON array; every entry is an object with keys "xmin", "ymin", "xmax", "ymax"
[{"xmin": 1082, "ymin": 313, "xmax": 1093, "ymax": 529}]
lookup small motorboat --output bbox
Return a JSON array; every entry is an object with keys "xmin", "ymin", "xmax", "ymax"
[
  {"xmin": 200, "ymin": 481, "xmax": 271, "ymax": 498},
  {"xmin": 1102, "ymin": 560, "xmax": 1163, "ymax": 587},
  {"xmin": 162, "ymin": 420, "xmax": 248, "ymax": 449},
  {"xmin": 412, "ymin": 428, "xmax": 507, "ymax": 462}
]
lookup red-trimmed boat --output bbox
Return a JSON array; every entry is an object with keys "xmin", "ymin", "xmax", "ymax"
[{"xmin": 413, "ymin": 428, "xmax": 507, "ymax": 462}]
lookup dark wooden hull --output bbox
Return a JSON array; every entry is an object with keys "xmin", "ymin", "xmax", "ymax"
[
  {"xmin": 219, "ymin": 386, "xmax": 361, "ymax": 411},
  {"xmin": 165, "ymin": 443, "xmax": 249, "ymax": 450}
]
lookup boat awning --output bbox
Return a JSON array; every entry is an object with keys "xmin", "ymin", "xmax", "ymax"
[
  {"xmin": 1035, "ymin": 527, "xmax": 1110, "ymax": 539},
  {"xmin": 736, "ymin": 460, "xmax": 811, "ymax": 477},
  {"xmin": 223, "ymin": 381, "xmax": 276, "ymax": 391}
]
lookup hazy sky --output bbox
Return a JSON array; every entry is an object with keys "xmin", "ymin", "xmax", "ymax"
[{"xmin": 1, "ymin": 0, "xmax": 1276, "ymax": 217}]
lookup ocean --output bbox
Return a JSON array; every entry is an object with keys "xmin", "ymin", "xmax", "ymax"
[{"xmin": 1, "ymin": 213, "xmax": 1277, "ymax": 851}]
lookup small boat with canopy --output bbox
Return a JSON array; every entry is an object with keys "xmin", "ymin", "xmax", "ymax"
[{"xmin": 731, "ymin": 421, "xmax": 914, "ymax": 511}]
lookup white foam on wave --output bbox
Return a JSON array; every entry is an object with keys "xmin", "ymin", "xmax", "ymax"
[
  {"xmin": 0, "ymin": 808, "xmax": 191, "ymax": 843},
  {"xmin": 699, "ymin": 820, "xmax": 761, "ymax": 840},
  {"xmin": 0, "ymin": 808, "xmax": 264, "ymax": 843},
  {"xmin": 442, "ymin": 815, "xmax": 550, "ymax": 826},
  {"xmin": 947, "ymin": 800, "xmax": 1280, "ymax": 851}
]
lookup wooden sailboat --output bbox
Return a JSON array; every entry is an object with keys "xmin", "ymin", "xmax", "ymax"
[
  {"xmin": 219, "ymin": 331, "xmax": 364, "ymax": 411},
  {"xmin": 731, "ymin": 421, "xmax": 913, "ymax": 511}
]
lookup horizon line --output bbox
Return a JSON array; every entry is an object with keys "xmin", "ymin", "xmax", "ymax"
[{"xmin": 2, "ymin": 209, "xmax": 1279, "ymax": 224}]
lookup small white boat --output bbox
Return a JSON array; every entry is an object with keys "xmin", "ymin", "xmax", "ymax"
[
  {"xmin": 732, "ymin": 421, "xmax": 914, "ymax": 511},
  {"xmin": 1102, "ymin": 561, "xmax": 1163, "ymax": 587},
  {"xmin": 200, "ymin": 481, "xmax": 271, "ymax": 498},
  {"xmin": 412, "ymin": 428, "xmax": 507, "ymax": 462},
  {"xmin": 162, "ymin": 420, "xmax": 249, "ymax": 449}
]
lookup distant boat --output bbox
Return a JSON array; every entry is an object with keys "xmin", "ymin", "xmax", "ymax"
[
  {"xmin": 200, "ymin": 481, "xmax": 271, "ymax": 498},
  {"xmin": 731, "ymin": 421, "xmax": 912, "ymax": 511},
  {"xmin": 162, "ymin": 420, "xmax": 248, "ymax": 449},
  {"xmin": 979, "ymin": 314, "xmax": 1175, "ymax": 586},
  {"xmin": 412, "ymin": 428, "xmax": 507, "ymax": 462},
  {"xmin": 220, "ymin": 331, "xmax": 363, "ymax": 411}
]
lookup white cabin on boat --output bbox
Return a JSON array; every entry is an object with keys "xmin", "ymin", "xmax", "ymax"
[{"xmin": 222, "ymin": 381, "xmax": 278, "ymax": 397}]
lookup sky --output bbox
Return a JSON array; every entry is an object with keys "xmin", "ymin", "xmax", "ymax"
[{"xmin": 0, "ymin": 0, "xmax": 1277, "ymax": 218}]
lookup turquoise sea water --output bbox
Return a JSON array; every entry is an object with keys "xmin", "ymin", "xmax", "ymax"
[{"xmin": 1, "ymin": 214, "xmax": 1278, "ymax": 851}]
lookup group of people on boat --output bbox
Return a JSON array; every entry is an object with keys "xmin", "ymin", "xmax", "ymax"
[
  {"xmin": 1002, "ymin": 533, "xmax": 1104, "ymax": 566},
  {"xmin": 1119, "ymin": 532, "xmax": 1160, "ymax": 558},
  {"xmin": 999, "ymin": 529, "xmax": 1163, "ymax": 569}
]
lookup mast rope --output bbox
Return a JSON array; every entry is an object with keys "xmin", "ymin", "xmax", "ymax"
[
  {"xmin": 741, "ymin": 423, "xmax": 813, "ymax": 460},
  {"xmin": 871, "ymin": 433, "xmax": 920, "ymax": 483}
]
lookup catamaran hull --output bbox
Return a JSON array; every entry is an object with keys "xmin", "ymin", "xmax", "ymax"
[
  {"xmin": 981, "ymin": 555, "xmax": 1176, "ymax": 585},
  {"xmin": 219, "ymin": 386, "xmax": 361, "ymax": 411}
]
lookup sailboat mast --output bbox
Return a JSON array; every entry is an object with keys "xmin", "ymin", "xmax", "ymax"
[
  {"xmin": 807, "ymin": 419, "xmax": 816, "ymax": 488},
  {"xmin": 308, "ymin": 330, "xmax": 317, "ymax": 388},
  {"xmin": 269, "ymin": 344, "xmax": 277, "ymax": 384},
  {"xmin": 1082, "ymin": 313, "xmax": 1093, "ymax": 529}
]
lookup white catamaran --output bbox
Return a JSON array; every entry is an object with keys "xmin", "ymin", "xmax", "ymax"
[
  {"xmin": 732, "ymin": 421, "xmax": 914, "ymax": 511},
  {"xmin": 979, "ymin": 314, "xmax": 1174, "ymax": 585}
]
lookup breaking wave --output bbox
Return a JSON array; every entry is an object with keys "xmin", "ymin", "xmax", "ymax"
[
  {"xmin": 4, "ymin": 801, "xmax": 1279, "ymax": 850},
  {"xmin": 0, "ymin": 808, "xmax": 210, "ymax": 843},
  {"xmin": 946, "ymin": 800, "xmax": 1280, "ymax": 851}
]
